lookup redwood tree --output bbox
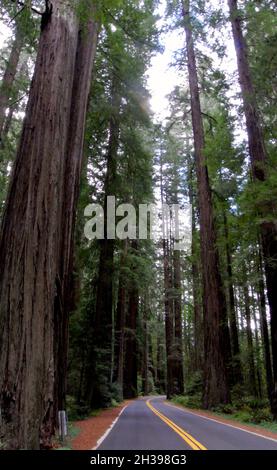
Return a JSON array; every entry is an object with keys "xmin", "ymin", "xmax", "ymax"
[
  {"xmin": 183, "ymin": 0, "xmax": 230, "ymax": 408},
  {"xmin": 0, "ymin": 1, "xmax": 98, "ymax": 449},
  {"xmin": 228, "ymin": 0, "xmax": 277, "ymax": 416}
]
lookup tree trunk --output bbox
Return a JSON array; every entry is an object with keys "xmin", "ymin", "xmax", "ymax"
[
  {"xmin": 55, "ymin": 3, "xmax": 98, "ymax": 417},
  {"xmin": 243, "ymin": 280, "xmax": 258, "ymax": 397},
  {"xmin": 257, "ymin": 246, "xmax": 273, "ymax": 402},
  {"xmin": 142, "ymin": 299, "xmax": 149, "ymax": 396},
  {"xmin": 163, "ymin": 238, "xmax": 175, "ymax": 399},
  {"xmin": 188, "ymin": 161, "xmax": 203, "ymax": 371},
  {"xmin": 173, "ymin": 249, "xmax": 184, "ymax": 394},
  {"xmin": 156, "ymin": 311, "xmax": 166, "ymax": 394},
  {"xmin": 88, "ymin": 74, "xmax": 120, "ymax": 408},
  {"xmin": 123, "ymin": 242, "xmax": 138, "ymax": 399},
  {"xmin": 223, "ymin": 209, "xmax": 242, "ymax": 384},
  {"xmin": 228, "ymin": 0, "xmax": 277, "ymax": 416},
  {"xmin": 0, "ymin": 1, "xmax": 98, "ymax": 449},
  {"xmin": 113, "ymin": 242, "xmax": 128, "ymax": 399},
  {"xmin": 183, "ymin": 0, "xmax": 230, "ymax": 408},
  {"xmin": 252, "ymin": 301, "xmax": 263, "ymax": 399},
  {"xmin": 0, "ymin": 26, "xmax": 23, "ymax": 142},
  {"xmin": 159, "ymin": 154, "xmax": 175, "ymax": 399}
]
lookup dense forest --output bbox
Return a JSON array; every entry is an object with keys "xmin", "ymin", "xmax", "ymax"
[{"xmin": 0, "ymin": 0, "xmax": 276, "ymax": 450}]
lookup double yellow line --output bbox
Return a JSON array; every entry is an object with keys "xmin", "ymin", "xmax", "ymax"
[{"xmin": 146, "ymin": 399, "xmax": 207, "ymax": 450}]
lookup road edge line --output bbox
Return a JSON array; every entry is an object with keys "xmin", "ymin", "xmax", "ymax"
[
  {"xmin": 165, "ymin": 402, "xmax": 277, "ymax": 444},
  {"xmin": 92, "ymin": 405, "xmax": 128, "ymax": 450}
]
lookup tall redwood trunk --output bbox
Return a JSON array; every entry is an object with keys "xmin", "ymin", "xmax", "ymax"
[
  {"xmin": 113, "ymin": 242, "xmax": 128, "ymax": 399},
  {"xmin": 87, "ymin": 75, "xmax": 120, "ymax": 408},
  {"xmin": 228, "ymin": 0, "xmax": 277, "ymax": 416},
  {"xmin": 0, "ymin": 1, "xmax": 98, "ymax": 449},
  {"xmin": 223, "ymin": 209, "xmax": 242, "ymax": 383},
  {"xmin": 142, "ymin": 298, "xmax": 149, "ymax": 396},
  {"xmin": 156, "ymin": 311, "xmax": 166, "ymax": 393},
  {"xmin": 243, "ymin": 276, "xmax": 258, "ymax": 397},
  {"xmin": 183, "ymin": 0, "xmax": 230, "ymax": 407},
  {"xmin": 163, "ymin": 238, "xmax": 175, "ymax": 398},
  {"xmin": 252, "ymin": 302, "xmax": 263, "ymax": 399},
  {"xmin": 188, "ymin": 161, "xmax": 203, "ymax": 370},
  {"xmin": 257, "ymin": 246, "xmax": 273, "ymax": 402},
  {"xmin": 173, "ymin": 249, "xmax": 184, "ymax": 394},
  {"xmin": 123, "ymin": 242, "xmax": 138, "ymax": 399},
  {"xmin": 160, "ymin": 155, "xmax": 175, "ymax": 398},
  {"xmin": 0, "ymin": 25, "xmax": 23, "ymax": 142},
  {"xmin": 54, "ymin": 10, "xmax": 99, "ymax": 416}
]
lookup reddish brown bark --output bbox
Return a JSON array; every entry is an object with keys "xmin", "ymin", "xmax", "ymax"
[
  {"xmin": 0, "ymin": 1, "xmax": 98, "ymax": 449},
  {"xmin": 86, "ymin": 74, "xmax": 120, "ymax": 408},
  {"xmin": 142, "ymin": 298, "xmax": 149, "ymax": 396},
  {"xmin": 188, "ymin": 160, "xmax": 203, "ymax": 370},
  {"xmin": 123, "ymin": 242, "xmax": 139, "ymax": 399},
  {"xmin": 160, "ymin": 155, "xmax": 175, "ymax": 399},
  {"xmin": 228, "ymin": 0, "xmax": 277, "ymax": 416},
  {"xmin": 183, "ymin": 0, "xmax": 230, "ymax": 408},
  {"xmin": 257, "ymin": 246, "xmax": 273, "ymax": 402},
  {"xmin": 173, "ymin": 249, "xmax": 184, "ymax": 394},
  {"xmin": 223, "ymin": 209, "xmax": 242, "ymax": 384},
  {"xmin": 243, "ymin": 280, "xmax": 258, "ymax": 397},
  {"xmin": 113, "ymin": 241, "xmax": 128, "ymax": 399}
]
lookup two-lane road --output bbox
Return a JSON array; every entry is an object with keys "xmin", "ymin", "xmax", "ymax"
[{"xmin": 98, "ymin": 397, "xmax": 277, "ymax": 450}]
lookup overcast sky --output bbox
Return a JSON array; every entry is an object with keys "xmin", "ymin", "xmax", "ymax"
[
  {"xmin": 147, "ymin": 0, "xmax": 241, "ymax": 125},
  {"xmin": 0, "ymin": 0, "xmax": 244, "ymax": 139}
]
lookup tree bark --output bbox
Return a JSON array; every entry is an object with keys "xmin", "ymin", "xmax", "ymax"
[
  {"xmin": 123, "ymin": 242, "xmax": 138, "ymax": 399},
  {"xmin": 223, "ymin": 209, "xmax": 242, "ymax": 384},
  {"xmin": 252, "ymin": 301, "xmax": 263, "ymax": 399},
  {"xmin": 0, "ymin": 1, "xmax": 98, "ymax": 449},
  {"xmin": 257, "ymin": 246, "xmax": 273, "ymax": 402},
  {"xmin": 163, "ymin": 238, "xmax": 175, "ymax": 399},
  {"xmin": 173, "ymin": 249, "xmax": 184, "ymax": 394},
  {"xmin": 113, "ymin": 241, "xmax": 128, "ymax": 399},
  {"xmin": 243, "ymin": 278, "xmax": 258, "ymax": 397},
  {"xmin": 142, "ymin": 298, "xmax": 149, "ymax": 396},
  {"xmin": 87, "ymin": 74, "xmax": 120, "ymax": 408},
  {"xmin": 188, "ymin": 161, "xmax": 203, "ymax": 371},
  {"xmin": 159, "ymin": 154, "xmax": 175, "ymax": 399},
  {"xmin": 156, "ymin": 311, "xmax": 166, "ymax": 394},
  {"xmin": 228, "ymin": 0, "xmax": 277, "ymax": 416},
  {"xmin": 183, "ymin": 0, "xmax": 230, "ymax": 408}
]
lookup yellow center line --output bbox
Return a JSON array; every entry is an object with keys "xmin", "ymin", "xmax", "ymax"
[{"xmin": 146, "ymin": 399, "xmax": 207, "ymax": 451}]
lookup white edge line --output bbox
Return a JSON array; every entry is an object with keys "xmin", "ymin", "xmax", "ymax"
[
  {"xmin": 92, "ymin": 406, "xmax": 127, "ymax": 450},
  {"xmin": 165, "ymin": 402, "xmax": 277, "ymax": 444}
]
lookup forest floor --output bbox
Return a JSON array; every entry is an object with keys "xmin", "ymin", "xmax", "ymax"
[
  {"xmin": 67, "ymin": 401, "xmax": 132, "ymax": 450},
  {"xmin": 169, "ymin": 400, "xmax": 277, "ymax": 439}
]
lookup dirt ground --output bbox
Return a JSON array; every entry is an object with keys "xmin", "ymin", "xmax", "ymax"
[{"xmin": 71, "ymin": 402, "xmax": 130, "ymax": 450}]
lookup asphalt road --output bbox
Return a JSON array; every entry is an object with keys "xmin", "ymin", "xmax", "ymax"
[{"xmin": 98, "ymin": 396, "xmax": 277, "ymax": 450}]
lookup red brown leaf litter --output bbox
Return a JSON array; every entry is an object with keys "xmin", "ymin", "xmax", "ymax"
[
  {"xmin": 166, "ymin": 402, "xmax": 277, "ymax": 441},
  {"xmin": 71, "ymin": 401, "xmax": 132, "ymax": 450}
]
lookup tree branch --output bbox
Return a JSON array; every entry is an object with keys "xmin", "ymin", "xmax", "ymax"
[{"xmin": 10, "ymin": 0, "xmax": 43, "ymax": 17}]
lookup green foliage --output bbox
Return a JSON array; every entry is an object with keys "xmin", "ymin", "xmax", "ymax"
[{"xmin": 172, "ymin": 394, "xmax": 202, "ymax": 409}]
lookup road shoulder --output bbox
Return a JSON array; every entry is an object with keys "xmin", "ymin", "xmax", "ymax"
[
  {"xmin": 71, "ymin": 401, "xmax": 131, "ymax": 450},
  {"xmin": 166, "ymin": 401, "xmax": 277, "ymax": 441}
]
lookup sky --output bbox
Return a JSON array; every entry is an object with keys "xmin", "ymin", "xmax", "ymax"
[
  {"xmin": 0, "ymin": 0, "xmax": 244, "ymax": 140},
  {"xmin": 146, "ymin": 0, "xmax": 244, "ymax": 139}
]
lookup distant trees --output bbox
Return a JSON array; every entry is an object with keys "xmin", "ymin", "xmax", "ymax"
[
  {"xmin": 0, "ymin": 0, "xmax": 276, "ymax": 451},
  {"xmin": 0, "ymin": 24, "xmax": 23, "ymax": 142}
]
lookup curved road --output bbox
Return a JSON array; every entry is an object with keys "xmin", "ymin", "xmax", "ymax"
[{"xmin": 98, "ymin": 397, "xmax": 277, "ymax": 450}]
